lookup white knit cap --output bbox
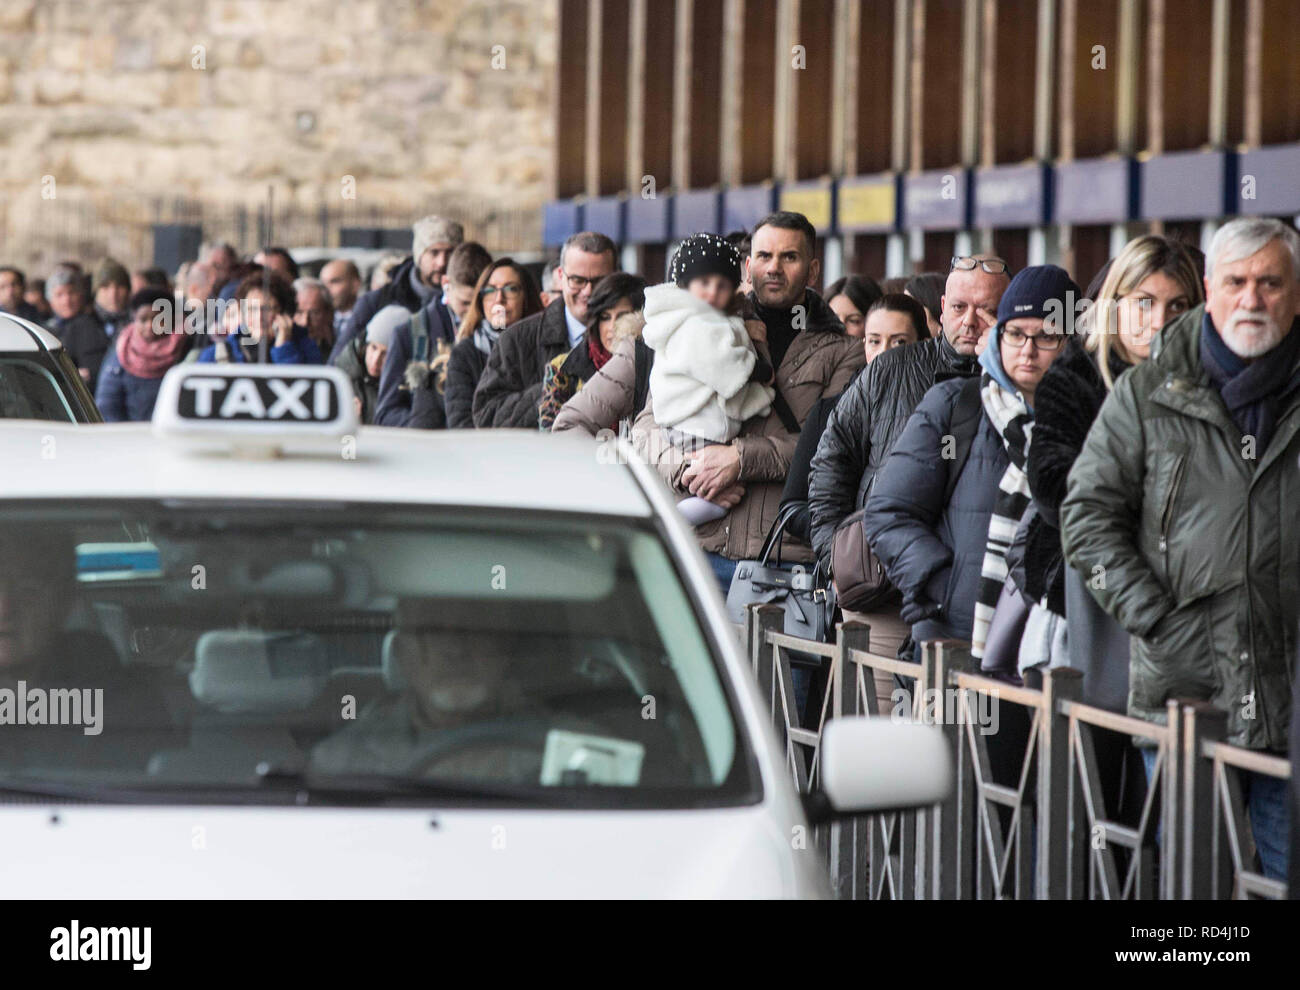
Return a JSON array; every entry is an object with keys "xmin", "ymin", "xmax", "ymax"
[
  {"xmin": 412, "ymin": 215, "xmax": 465, "ymax": 263},
  {"xmin": 365, "ymin": 304, "xmax": 408, "ymax": 350}
]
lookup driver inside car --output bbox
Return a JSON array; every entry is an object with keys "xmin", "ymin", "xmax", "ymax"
[
  {"xmin": 0, "ymin": 528, "xmax": 176, "ymax": 767},
  {"xmin": 309, "ymin": 626, "xmax": 544, "ymax": 783}
]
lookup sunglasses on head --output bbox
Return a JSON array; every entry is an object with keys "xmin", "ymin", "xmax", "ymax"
[{"xmin": 950, "ymin": 256, "xmax": 1011, "ymax": 275}]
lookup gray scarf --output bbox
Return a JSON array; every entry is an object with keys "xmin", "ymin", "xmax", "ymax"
[
  {"xmin": 409, "ymin": 264, "xmax": 438, "ymax": 305},
  {"xmin": 472, "ymin": 319, "xmax": 501, "ymax": 356}
]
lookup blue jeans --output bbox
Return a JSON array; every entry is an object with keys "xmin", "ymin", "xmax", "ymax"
[
  {"xmin": 704, "ymin": 552, "xmax": 737, "ymax": 598},
  {"xmin": 1142, "ymin": 748, "xmax": 1290, "ymax": 881}
]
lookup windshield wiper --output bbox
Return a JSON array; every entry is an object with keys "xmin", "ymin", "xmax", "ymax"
[
  {"xmin": 0, "ymin": 770, "xmax": 556, "ymax": 807},
  {"xmin": 0, "ymin": 775, "xmax": 160, "ymax": 803},
  {"xmin": 254, "ymin": 764, "xmax": 561, "ymax": 806}
]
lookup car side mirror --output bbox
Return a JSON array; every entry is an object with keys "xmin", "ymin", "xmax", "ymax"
[{"xmin": 804, "ymin": 717, "xmax": 953, "ymax": 823}]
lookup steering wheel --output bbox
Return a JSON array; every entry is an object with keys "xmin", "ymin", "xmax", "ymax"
[{"xmin": 404, "ymin": 716, "xmax": 585, "ymax": 778}]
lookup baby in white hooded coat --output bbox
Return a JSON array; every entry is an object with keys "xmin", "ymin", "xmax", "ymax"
[{"xmin": 642, "ymin": 233, "xmax": 775, "ymax": 525}]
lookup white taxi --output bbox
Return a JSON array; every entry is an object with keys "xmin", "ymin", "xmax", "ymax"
[
  {"xmin": 0, "ymin": 313, "xmax": 102, "ymax": 423},
  {"xmin": 0, "ymin": 364, "xmax": 949, "ymax": 898}
]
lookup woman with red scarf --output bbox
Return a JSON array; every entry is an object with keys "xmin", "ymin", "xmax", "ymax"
[
  {"xmin": 537, "ymin": 273, "xmax": 645, "ymax": 430},
  {"xmin": 94, "ymin": 287, "xmax": 189, "ymax": 422}
]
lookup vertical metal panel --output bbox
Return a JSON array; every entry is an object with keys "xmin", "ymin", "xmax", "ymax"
[
  {"xmin": 1057, "ymin": 0, "xmax": 1076, "ymax": 163},
  {"xmin": 1243, "ymin": 0, "xmax": 1262, "ymax": 146},
  {"xmin": 1115, "ymin": 0, "xmax": 1139, "ymax": 154},
  {"xmin": 774, "ymin": 0, "xmax": 796, "ymax": 182},
  {"xmin": 1147, "ymin": 0, "xmax": 1165, "ymax": 155},
  {"xmin": 671, "ymin": 0, "xmax": 693, "ymax": 188},
  {"xmin": 584, "ymin": 0, "xmax": 602, "ymax": 195},
  {"xmin": 720, "ymin": 0, "xmax": 744, "ymax": 186},
  {"xmin": 833, "ymin": 0, "xmax": 857, "ymax": 177},
  {"xmin": 1181, "ymin": 702, "xmax": 1229, "ymax": 899},
  {"xmin": 960, "ymin": 0, "xmax": 981, "ymax": 167},
  {"xmin": 979, "ymin": 0, "xmax": 996, "ymax": 169},
  {"xmin": 1033, "ymin": 0, "xmax": 1056, "ymax": 160},
  {"xmin": 1038, "ymin": 669, "xmax": 1081, "ymax": 899},
  {"xmin": 892, "ymin": 0, "xmax": 912, "ymax": 173},
  {"xmin": 1208, "ymin": 0, "xmax": 1230, "ymax": 145}
]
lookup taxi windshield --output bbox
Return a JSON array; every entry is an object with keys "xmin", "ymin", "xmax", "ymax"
[{"xmin": 0, "ymin": 501, "xmax": 754, "ymax": 808}]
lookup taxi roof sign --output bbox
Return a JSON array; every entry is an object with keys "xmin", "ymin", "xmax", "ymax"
[{"xmin": 153, "ymin": 365, "xmax": 359, "ymax": 454}]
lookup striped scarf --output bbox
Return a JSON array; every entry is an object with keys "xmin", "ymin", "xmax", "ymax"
[{"xmin": 971, "ymin": 373, "xmax": 1034, "ymax": 659}]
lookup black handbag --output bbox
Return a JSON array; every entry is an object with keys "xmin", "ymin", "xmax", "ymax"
[{"xmin": 725, "ymin": 501, "xmax": 835, "ymax": 642}]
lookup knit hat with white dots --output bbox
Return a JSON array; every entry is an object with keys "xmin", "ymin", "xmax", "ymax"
[{"xmin": 669, "ymin": 232, "xmax": 741, "ymax": 289}]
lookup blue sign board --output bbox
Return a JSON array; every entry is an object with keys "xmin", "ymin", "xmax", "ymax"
[
  {"xmin": 902, "ymin": 168, "xmax": 970, "ymax": 230},
  {"xmin": 672, "ymin": 189, "xmax": 721, "ymax": 239},
  {"xmin": 1140, "ymin": 149, "xmax": 1234, "ymax": 221},
  {"xmin": 1236, "ymin": 142, "xmax": 1300, "ymax": 216},
  {"xmin": 973, "ymin": 162, "xmax": 1051, "ymax": 228},
  {"xmin": 542, "ymin": 200, "xmax": 582, "ymax": 248},
  {"xmin": 1054, "ymin": 158, "xmax": 1136, "ymax": 224},
  {"xmin": 583, "ymin": 196, "xmax": 624, "ymax": 243},
  {"xmin": 625, "ymin": 195, "xmax": 671, "ymax": 243},
  {"xmin": 722, "ymin": 184, "xmax": 777, "ymax": 234}
]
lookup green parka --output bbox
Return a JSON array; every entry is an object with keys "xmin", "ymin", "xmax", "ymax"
[{"xmin": 1060, "ymin": 304, "xmax": 1300, "ymax": 750}]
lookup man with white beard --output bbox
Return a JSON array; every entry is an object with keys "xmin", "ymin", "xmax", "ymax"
[{"xmin": 1061, "ymin": 217, "xmax": 1300, "ymax": 882}]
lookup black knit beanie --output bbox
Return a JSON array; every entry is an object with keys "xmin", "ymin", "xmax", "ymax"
[{"xmin": 669, "ymin": 232, "xmax": 741, "ymax": 289}]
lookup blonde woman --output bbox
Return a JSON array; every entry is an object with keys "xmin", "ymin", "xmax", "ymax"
[
  {"xmin": 1023, "ymin": 235, "xmax": 1201, "ymax": 817},
  {"xmin": 1080, "ymin": 238, "xmax": 1203, "ymax": 391}
]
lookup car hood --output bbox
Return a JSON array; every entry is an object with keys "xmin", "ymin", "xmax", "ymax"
[{"xmin": 2, "ymin": 803, "xmax": 829, "ymax": 899}]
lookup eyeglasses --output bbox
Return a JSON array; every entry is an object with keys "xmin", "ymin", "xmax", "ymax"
[
  {"xmin": 563, "ymin": 274, "xmax": 598, "ymax": 291},
  {"xmin": 950, "ymin": 256, "xmax": 1011, "ymax": 276},
  {"xmin": 480, "ymin": 283, "xmax": 523, "ymax": 300},
  {"xmin": 1002, "ymin": 328, "xmax": 1064, "ymax": 351}
]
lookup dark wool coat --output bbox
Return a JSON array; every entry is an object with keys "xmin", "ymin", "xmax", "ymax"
[{"xmin": 472, "ymin": 298, "xmax": 571, "ymax": 429}]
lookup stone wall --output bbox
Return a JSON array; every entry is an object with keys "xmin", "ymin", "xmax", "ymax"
[{"xmin": 0, "ymin": 0, "xmax": 556, "ymax": 271}]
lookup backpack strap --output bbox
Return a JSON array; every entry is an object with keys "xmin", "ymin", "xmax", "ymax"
[
  {"xmin": 410, "ymin": 307, "xmax": 430, "ymax": 363},
  {"xmin": 943, "ymin": 376, "xmax": 984, "ymax": 505}
]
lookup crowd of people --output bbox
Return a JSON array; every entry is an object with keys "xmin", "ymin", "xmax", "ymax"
[{"xmin": 2, "ymin": 207, "xmax": 1298, "ymax": 882}]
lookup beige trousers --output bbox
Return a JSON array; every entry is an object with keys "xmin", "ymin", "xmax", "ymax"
[{"xmin": 842, "ymin": 606, "xmax": 912, "ymax": 717}]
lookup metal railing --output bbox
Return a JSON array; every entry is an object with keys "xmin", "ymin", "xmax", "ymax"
[{"xmin": 740, "ymin": 604, "xmax": 1291, "ymax": 900}]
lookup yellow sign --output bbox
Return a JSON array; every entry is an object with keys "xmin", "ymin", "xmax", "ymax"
[
  {"xmin": 779, "ymin": 187, "xmax": 833, "ymax": 230},
  {"xmin": 838, "ymin": 180, "xmax": 896, "ymax": 231}
]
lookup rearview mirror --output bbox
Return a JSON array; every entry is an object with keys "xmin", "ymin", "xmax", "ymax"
[{"xmin": 809, "ymin": 717, "xmax": 952, "ymax": 821}]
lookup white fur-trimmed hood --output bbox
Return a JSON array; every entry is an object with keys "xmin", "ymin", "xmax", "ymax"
[{"xmin": 641, "ymin": 283, "xmax": 774, "ymax": 442}]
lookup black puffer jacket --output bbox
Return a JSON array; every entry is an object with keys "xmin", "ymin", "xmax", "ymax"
[
  {"xmin": 1024, "ymin": 336, "xmax": 1131, "ymax": 614},
  {"xmin": 444, "ymin": 336, "xmax": 487, "ymax": 429},
  {"xmin": 863, "ymin": 377, "xmax": 1010, "ymax": 649},
  {"xmin": 808, "ymin": 334, "xmax": 978, "ymax": 565}
]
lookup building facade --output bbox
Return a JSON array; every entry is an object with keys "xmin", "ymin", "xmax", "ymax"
[
  {"xmin": 0, "ymin": 0, "xmax": 557, "ymax": 269},
  {"xmin": 546, "ymin": 0, "xmax": 1300, "ymax": 287}
]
